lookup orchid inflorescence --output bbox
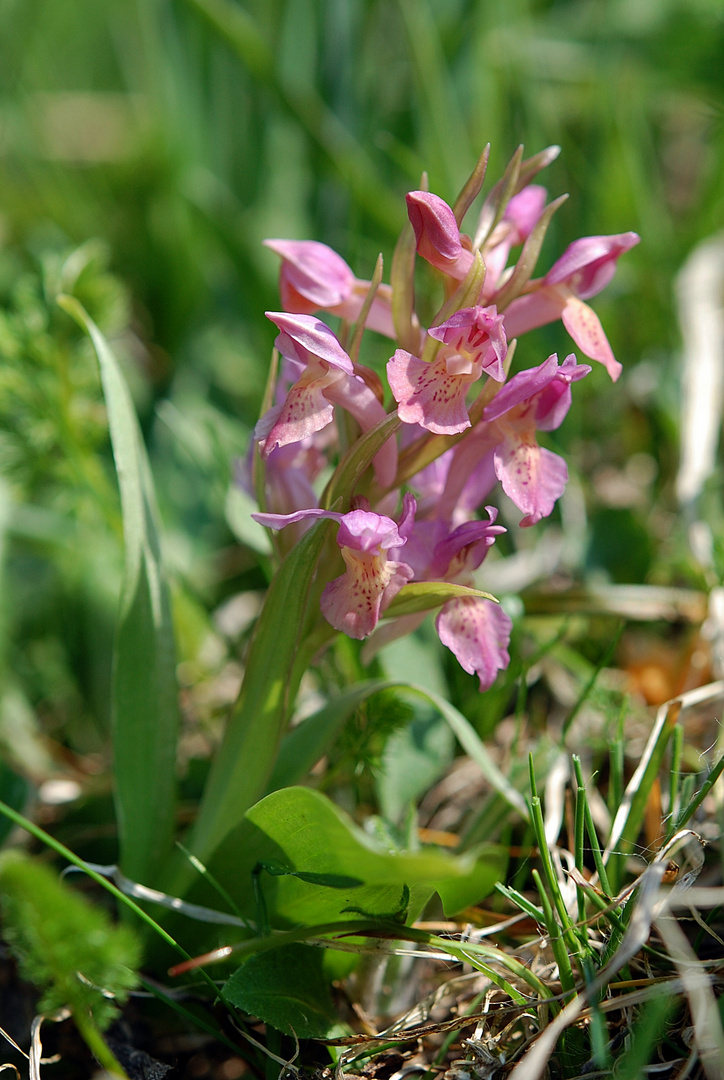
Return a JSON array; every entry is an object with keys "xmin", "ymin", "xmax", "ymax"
[{"xmin": 250, "ymin": 146, "xmax": 638, "ymax": 691}]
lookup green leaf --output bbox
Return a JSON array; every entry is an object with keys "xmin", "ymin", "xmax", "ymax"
[
  {"xmin": 174, "ymin": 519, "xmax": 334, "ymax": 887},
  {"xmin": 58, "ymin": 296, "xmax": 179, "ymax": 885},
  {"xmin": 224, "ymin": 943, "xmax": 342, "ymax": 1038},
  {"xmin": 384, "ymin": 580, "xmax": 498, "ymax": 618},
  {"xmin": 209, "ymin": 786, "xmax": 506, "ymax": 924}
]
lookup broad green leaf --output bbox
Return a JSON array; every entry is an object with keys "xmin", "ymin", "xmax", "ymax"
[
  {"xmin": 58, "ymin": 296, "xmax": 179, "ymax": 885},
  {"xmin": 208, "ymin": 786, "xmax": 505, "ymax": 925},
  {"xmin": 384, "ymin": 581, "xmax": 498, "ymax": 619},
  {"xmin": 174, "ymin": 519, "xmax": 334, "ymax": 888},
  {"xmin": 223, "ymin": 943, "xmax": 342, "ymax": 1038}
]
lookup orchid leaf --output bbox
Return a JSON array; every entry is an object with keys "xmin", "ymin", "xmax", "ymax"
[
  {"xmin": 208, "ymin": 786, "xmax": 505, "ymax": 926},
  {"xmin": 176, "ymin": 519, "xmax": 334, "ymax": 887},
  {"xmin": 58, "ymin": 296, "xmax": 179, "ymax": 885},
  {"xmin": 224, "ymin": 943, "xmax": 342, "ymax": 1038},
  {"xmin": 384, "ymin": 581, "xmax": 498, "ymax": 618}
]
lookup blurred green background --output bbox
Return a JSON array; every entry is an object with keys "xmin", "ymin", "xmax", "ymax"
[{"xmin": 1, "ymin": 0, "xmax": 723, "ymax": 814}]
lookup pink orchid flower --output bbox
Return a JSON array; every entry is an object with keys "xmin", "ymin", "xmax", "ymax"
[
  {"xmin": 253, "ymin": 498, "xmax": 415, "ymax": 639},
  {"xmin": 439, "ymin": 353, "xmax": 590, "ymax": 527},
  {"xmin": 426, "ymin": 512, "xmax": 512, "ymax": 690},
  {"xmin": 255, "ymin": 312, "xmax": 396, "ymax": 486},
  {"xmin": 387, "ymin": 306, "xmax": 507, "ymax": 435},
  {"xmin": 264, "ymin": 239, "xmax": 395, "ymax": 337},
  {"xmin": 405, "ymin": 192, "xmax": 474, "ymax": 281},
  {"xmin": 372, "ymin": 507, "xmax": 510, "ymax": 690},
  {"xmin": 502, "ymin": 232, "xmax": 640, "ymax": 380}
]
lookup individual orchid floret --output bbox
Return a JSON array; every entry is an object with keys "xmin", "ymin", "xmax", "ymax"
[
  {"xmin": 256, "ymin": 312, "xmax": 396, "ymax": 485},
  {"xmin": 437, "ymin": 597, "xmax": 512, "ymax": 692},
  {"xmin": 438, "ymin": 353, "xmax": 590, "ymax": 527},
  {"xmin": 264, "ymin": 239, "xmax": 395, "ymax": 338},
  {"xmin": 482, "ymin": 352, "xmax": 591, "ymax": 526},
  {"xmin": 502, "ymin": 232, "xmax": 640, "ymax": 380},
  {"xmin": 387, "ymin": 306, "xmax": 507, "ymax": 435},
  {"xmin": 389, "ymin": 508, "xmax": 512, "ymax": 692},
  {"xmin": 253, "ymin": 499, "xmax": 415, "ymax": 639},
  {"xmin": 406, "ymin": 192, "xmax": 474, "ymax": 281}
]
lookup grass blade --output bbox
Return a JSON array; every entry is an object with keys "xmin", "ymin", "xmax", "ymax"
[{"xmin": 58, "ymin": 296, "xmax": 179, "ymax": 886}]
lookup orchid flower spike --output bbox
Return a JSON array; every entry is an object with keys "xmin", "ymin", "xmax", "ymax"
[{"xmin": 264, "ymin": 239, "xmax": 395, "ymax": 337}]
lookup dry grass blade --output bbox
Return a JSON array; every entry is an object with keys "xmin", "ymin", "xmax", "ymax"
[
  {"xmin": 654, "ymin": 913, "xmax": 724, "ymax": 1080},
  {"xmin": 507, "ymin": 849, "xmax": 676, "ymax": 1079},
  {"xmin": 604, "ymin": 680, "xmax": 724, "ymax": 868}
]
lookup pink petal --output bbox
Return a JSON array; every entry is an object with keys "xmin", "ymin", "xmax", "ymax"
[
  {"xmin": 494, "ymin": 437, "xmax": 568, "ymax": 526},
  {"xmin": 387, "ymin": 349, "xmax": 473, "ymax": 435},
  {"xmin": 483, "ymin": 353, "xmax": 561, "ymax": 422},
  {"xmin": 336, "ymin": 509, "xmax": 406, "ymax": 553},
  {"xmin": 264, "ymin": 239, "xmax": 355, "ymax": 309},
  {"xmin": 266, "ymin": 312, "xmax": 354, "ymax": 374},
  {"xmin": 544, "ymin": 232, "xmax": 640, "ymax": 299},
  {"xmin": 561, "ymin": 296, "xmax": 622, "ymax": 381},
  {"xmin": 427, "ymin": 511, "xmax": 505, "ymax": 579},
  {"xmin": 505, "ymin": 185, "xmax": 548, "ymax": 243},
  {"xmin": 534, "ymin": 354, "xmax": 591, "ymax": 431},
  {"xmin": 500, "ymin": 287, "xmax": 566, "ymax": 339},
  {"xmin": 406, "ymin": 191, "xmax": 474, "ymax": 280},
  {"xmin": 322, "ymin": 549, "xmax": 413, "ymax": 639},
  {"xmin": 436, "ymin": 597, "xmax": 511, "ymax": 691},
  {"xmin": 261, "ymin": 376, "xmax": 337, "ymax": 454}
]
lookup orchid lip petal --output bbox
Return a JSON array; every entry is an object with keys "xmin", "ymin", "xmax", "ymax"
[{"xmin": 436, "ymin": 597, "xmax": 512, "ymax": 691}]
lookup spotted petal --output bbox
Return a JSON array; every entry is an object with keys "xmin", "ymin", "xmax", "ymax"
[
  {"xmin": 493, "ymin": 436, "xmax": 568, "ymax": 527},
  {"xmin": 435, "ymin": 597, "xmax": 512, "ymax": 691}
]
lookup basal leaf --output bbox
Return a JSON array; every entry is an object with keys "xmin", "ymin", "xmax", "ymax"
[
  {"xmin": 58, "ymin": 296, "xmax": 179, "ymax": 885},
  {"xmin": 173, "ymin": 519, "xmax": 334, "ymax": 889},
  {"xmin": 209, "ymin": 786, "xmax": 506, "ymax": 925},
  {"xmin": 223, "ymin": 943, "xmax": 341, "ymax": 1038}
]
